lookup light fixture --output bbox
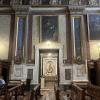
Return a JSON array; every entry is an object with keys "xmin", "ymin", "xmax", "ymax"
[
  {"xmin": 48, "ymin": 53, "xmax": 52, "ymax": 57},
  {"xmin": 46, "ymin": 41, "xmax": 51, "ymax": 45}
]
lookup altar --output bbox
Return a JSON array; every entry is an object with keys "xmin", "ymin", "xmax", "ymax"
[{"xmin": 41, "ymin": 76, "xmax": 58, "ymax": 89}]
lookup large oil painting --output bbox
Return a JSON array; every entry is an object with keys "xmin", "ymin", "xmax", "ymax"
[
  {"xmin": 41, "ymin": 16, "xmax": 58, "ymax": 41},
  {"xmin": 88, "ymin": 14, "xmax": 100, "ymax": 40}
]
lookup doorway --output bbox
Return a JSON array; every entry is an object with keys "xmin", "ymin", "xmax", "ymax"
[{"xmin": 39, "ymin": 50, "xmax": 59, "ymax": 89}]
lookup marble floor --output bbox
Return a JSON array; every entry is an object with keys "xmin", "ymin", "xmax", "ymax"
[{"xmin": 40, "ymin": 90, "xmax": 56, "ymax": 100}]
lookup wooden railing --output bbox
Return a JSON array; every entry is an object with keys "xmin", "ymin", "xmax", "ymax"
[
  {"xmin": 30, "ymin": 84, "xmax": 41, "ymax": 100},
  {"xmin": 0, "ymin": 84, "xmax": 7, "ymax": 99},
  {"xmin": 85, "ymin": 84, "xmax": 100, "ymax": 100},
  {"xmin": 71, "ymin": 84, "xmax": 85, "ymax": 100},
  {"xmin": 71, "ymin": 83, "xmax": 100, "ymax": 100},
  {"xmin": 54, "ymin": 84, "xmax": 60, "ymax": 100},
  {"xmin": 0, "ymin": 84, "xmax": 25, "ymax": 100}
]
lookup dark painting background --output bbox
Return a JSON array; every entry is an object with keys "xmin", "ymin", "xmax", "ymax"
[
  {"xmin": 89, "ymin": 15, "xmax": 100, "ymax": 40},
  {"xmin": 41, "ymin": 16, "xmax": 58, "ymax": 41}
]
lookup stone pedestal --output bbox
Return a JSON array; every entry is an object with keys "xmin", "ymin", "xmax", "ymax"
[{"xmin": 41, "ymin": 77, "xmax": 45, "ymax": 88}]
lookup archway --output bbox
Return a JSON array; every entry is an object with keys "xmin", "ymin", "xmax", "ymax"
[{"xmin": 35, "ymin": 41, "xmax": 63, "ymax": 89}]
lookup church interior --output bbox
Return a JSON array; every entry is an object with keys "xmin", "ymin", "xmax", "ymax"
[{"xmin": 0, "ymin": 0, "xmax": 100, "ymax": 100}]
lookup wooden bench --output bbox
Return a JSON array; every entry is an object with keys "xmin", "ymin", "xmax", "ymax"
[
  {"xmin": 30, "ymin": 84, "xmax": 41, "ymax": 100},
  {"xmin": 71, "ymin": 84, "xmax": 85, "ymax": 100},
  {"xmin": 0, "ymin": 83, "xmax": 25, "ymax": 100},
  {"xmin": 0, "ymin": 84, "xmax": 7, "ymax": 99},
  {"xmin": 85, "ymin": 84, "xmax": 100, "ymax": 100}
]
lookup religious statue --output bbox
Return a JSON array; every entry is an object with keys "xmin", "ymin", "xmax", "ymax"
[{"xmin": 45, "ymin": 61, "xmax": 55, "ymax": 76}]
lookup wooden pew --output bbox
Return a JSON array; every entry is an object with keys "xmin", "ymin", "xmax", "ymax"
[
  {"xmin": 71, "ymin": 84, "xmax": 85, "ymax": 100},
  {"xmin": 30, "ymin": 84, "xmax": 41, "ymax": 100},
  {"xmin": 0, "ymin": 84, "xmax": 7, "ymax": 99},
  {"xmin": 5, "ymin": 85, "xmax": 19, "ymax": 100},
  {"xmin": 54, "ymin": 84, "xmax": 60, "ymax": 100},
  {"xmin": 85, "ymin": 84, "xmax": 100, "ymax": 100},
  {"xmin": 0, "ymin": 84, "xmax": 25, "ymax": 100}
]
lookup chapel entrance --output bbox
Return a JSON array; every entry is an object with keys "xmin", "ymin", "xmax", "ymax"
[{"xmin": 40, "ymin": 50, "xmax": 59, "ymax": 89}]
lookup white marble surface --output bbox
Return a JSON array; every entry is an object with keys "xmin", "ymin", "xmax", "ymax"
[{"xmin": 72, "ymin": 64, "xmax": 88, "ymax": 82}]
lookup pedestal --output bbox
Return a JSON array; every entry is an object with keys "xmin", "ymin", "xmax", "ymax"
[{"xmin": 41, "ymin": 77, "xmax": 45, "ymax": 88}]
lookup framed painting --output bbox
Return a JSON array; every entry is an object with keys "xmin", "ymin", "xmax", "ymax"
[
  {"xmin": 88, "ymin": 14, "xmax": 100, "ymax": 40},
  {"xmin": 40, "ymin": 16, "xmax": 58, "ymax": 41},
  {"xmin": 42, "ymin": 57, "xmax": 57, "ymax": 76}
]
